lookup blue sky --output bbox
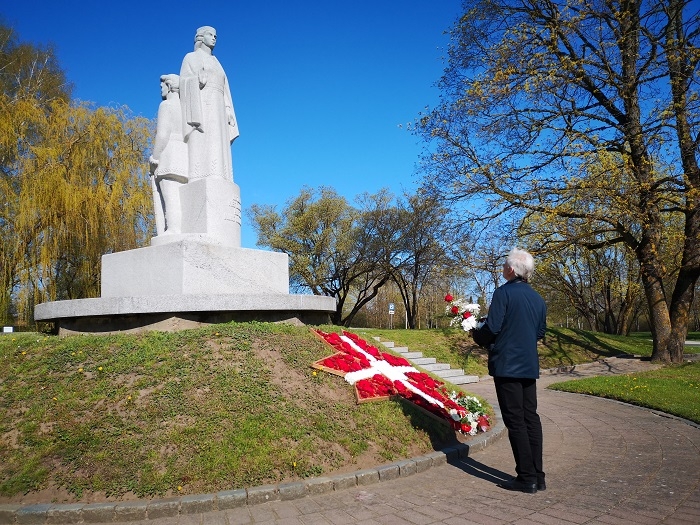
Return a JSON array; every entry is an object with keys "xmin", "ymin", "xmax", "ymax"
[{"xmin": 3, "ymin": 1, "xmax": 461, "ymax": 248}]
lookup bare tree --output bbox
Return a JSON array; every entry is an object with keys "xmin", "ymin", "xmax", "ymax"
[{"xmin": 415, "ymin": 0, "xmax": 700, "ymax": 362}]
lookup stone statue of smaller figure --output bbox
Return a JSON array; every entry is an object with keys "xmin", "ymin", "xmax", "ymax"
[{"xmin": 149, "ymin": 74, "xmax": 188, "ymax": 235}]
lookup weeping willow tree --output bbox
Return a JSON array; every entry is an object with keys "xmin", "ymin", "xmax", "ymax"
[{"xmin": 0, "ymin": 23, "xmax": 154, "ymax": 326}]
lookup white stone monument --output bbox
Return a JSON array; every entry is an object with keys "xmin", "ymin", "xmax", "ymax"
[{"xmin": 34, "ymin": 26, "xmax": 336, "ymax": 334}]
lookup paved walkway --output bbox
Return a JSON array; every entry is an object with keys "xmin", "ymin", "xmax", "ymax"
[{"xmin": 3, "ymin": 357, "xmax": 699, "ymax": 524}]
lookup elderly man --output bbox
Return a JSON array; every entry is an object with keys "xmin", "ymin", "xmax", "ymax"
[{"xmin": 472, "ymin": 248, "xmax": 547, "ymax": 493}]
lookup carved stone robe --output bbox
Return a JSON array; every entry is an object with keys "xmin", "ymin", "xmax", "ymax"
[{"xmin": 179, "ymin": 47, "xmax": 239, "ymax": 181}]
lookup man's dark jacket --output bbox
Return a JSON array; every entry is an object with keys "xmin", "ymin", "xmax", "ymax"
[{"xmin": 473, "ymin": 277, "xmax": 546, "ymax": 379}]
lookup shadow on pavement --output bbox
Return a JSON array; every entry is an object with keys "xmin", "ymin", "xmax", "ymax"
[{"xmin": 449, "ymin": 456, "xmax": 511, "ymax": 485}]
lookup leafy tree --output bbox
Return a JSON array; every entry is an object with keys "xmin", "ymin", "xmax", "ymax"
[
  {"xmin": 0, "ymin": 23, "xmax": 71, "ymax": 103},
  {"xmin": 415, "ymin": 0, "xmax": 700, "ymax": 362},
  {"xmin": 537, "ymin": 245, "xmax": 644, "ymax": 335},
  {"xmin": 249, "ymin": 187, "xmax": 393, "ymax": 326},
  {"xmin": 390, "ymin": 192, "xmax": 461, "ymax": 329},
  {"xmin": 1, "ymin": 24, "xmax": 153, "ymax": 325}
]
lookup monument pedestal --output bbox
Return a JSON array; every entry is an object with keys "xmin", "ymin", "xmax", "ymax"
[
  {"xmin": 102, "ymin": 241, "xmax": 289, "ymax": 297},
  {"xmin": 34, "ymin": 179, "xmax": 336, "ymax": 334}
]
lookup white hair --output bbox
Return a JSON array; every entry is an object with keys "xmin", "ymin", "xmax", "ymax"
[{"xmin": 506, "ymin": 248, "xmax": 535, "ymax": 281}]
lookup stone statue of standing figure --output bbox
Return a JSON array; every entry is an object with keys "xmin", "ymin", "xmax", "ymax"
[
  {"xmin": 149, "ymin": 74, "xmax": 187, "ymax": 235},
  {"xmin": 179, "ymin": 25, "xmax": 239, "ymax": 181}
]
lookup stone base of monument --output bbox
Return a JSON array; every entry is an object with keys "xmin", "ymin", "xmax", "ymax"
[
  {"xmin": 34, "ymin": 239, "xmax": 337, "ymax": 335},
  {"xmin": 34, "ymin": 294, "xmax": 336, "ymax": 335},
  {"xmin": 34, "ymin": 169, "xmax": 337, "ymax": 335}
]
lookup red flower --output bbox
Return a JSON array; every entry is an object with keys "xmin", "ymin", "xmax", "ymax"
[
  {"xmin": 444, "ymin": 293, "xmax": 454, "ymax": 302},
  {"xmin": 478, "ymin": 415, "xmax": 491, "ymax": 430},
  {"xmin": 462, "ymin": 311, "xmax": 472, "ymax": 319},
  {"xmin": 450, "ymin": 305, "xmax": 460, "ymax": 315},
  {"xmin": 382, "ymin": 353, "xmax": 411, "ymax": 367}
]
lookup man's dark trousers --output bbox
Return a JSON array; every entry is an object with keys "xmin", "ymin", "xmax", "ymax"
[{"xmin": 494, "ymin": 377, "xmax": 544, "ymax": 485}]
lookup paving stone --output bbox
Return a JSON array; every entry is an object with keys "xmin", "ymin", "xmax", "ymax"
[
  {"xmin": 330, "ymin": 472, "xmax": 357, "ymax": 491},
  {"xmin": 278, "ymin": 481, "xmax": 308, "ymax": 501},
  {"xmin": 421, "ymin": 363, "xmax": 451, "ymax": 371},
  {"xmin": 434, "ymin": 368, "xmax": 465, "ymax": 377},
  {"xmin": 377, "ymin": 464, "xmax": 400, "ymax": 481},
  {"xmin": 216, "ymin": 489, "xmax": 247, "ymax": 510},
  {"xmin": 81, "ymin": 502, "xmax": 116, "ymax": 523},
  {"xmin": 0, "ymin": 505, "xmax": 21, "ymax": 525},
  {"xmin": 410, "ymin": 357, "xmax": 437, "ymax": 365},
  {"xmin": 146, "ymin": 498, "xmax": 180, "ymax": 519},
  {"xmin": 46, "ymin": 503, "xmax": 84, "ymax": 525},
  {"xmin": 355, "ymin": 469, "xmax": 380, "ymax": 486},
  {"xmin": 15, "ymin": 504, "xmax": 51, "ymax": 525},
  {"xmin": 180, "ymin": 493, "xmax": 215, "ymax": 515},
  {"xmin": 114, "ymin": 500, "xmax": 148, "ymax": 522},
  {"xmin": 305, "ymin": 476, "xmax": 334, "ymax": 496},
  {"xmin": 246, "ymin": 484, "xmax": 279, "ymax": 506},
  {"xmin": 396, "ymin": 459, "xmax": 417, "ymax": 477}
]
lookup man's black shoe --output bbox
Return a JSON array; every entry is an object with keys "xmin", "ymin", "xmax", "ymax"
[
  {"xmin": 537, "ymin": 481, "xmax": 546, "ymax": 491},
  {"xmin": 498, "ymin": 478, "xmax": 537, "ymax": 493}
]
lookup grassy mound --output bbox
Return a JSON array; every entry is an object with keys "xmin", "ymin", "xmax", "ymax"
[{"xmin": 0, "ymin": 323, "xmax": 463, "ymax": 504}]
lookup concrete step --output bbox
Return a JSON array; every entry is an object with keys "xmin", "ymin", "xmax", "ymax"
[
  {"xmin": 420, "ymin": 363, "xmax": 451, "ymax": 372},
  {"xmin": 368, "ymin": 336, "xmax": 479, "ymax": 384},
  {"xmin": 410, "ymin": 357, "xmax": 437, "ymax": 365},
  {"xmin": 434, "ymin": 368, "xmax": 465, "ymax": 378},
  {"xmin": 443, "ymin": 374, "xmax": 480, "ymax": 385}
]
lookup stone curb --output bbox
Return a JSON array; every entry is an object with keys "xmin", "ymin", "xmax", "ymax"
[{"xmin": 0, "ymin": 409, "xmax": 506, "ymax": 525}]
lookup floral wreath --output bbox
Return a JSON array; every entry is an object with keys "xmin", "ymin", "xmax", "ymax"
[{"xmin": 312, "ymin": 330, "xmax": 490, "ymax": 436}]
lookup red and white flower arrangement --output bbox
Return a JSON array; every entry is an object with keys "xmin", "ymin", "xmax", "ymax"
[
  {"xmin": 312, "ymin": 329, "xmax": 490, "ymax": 436},
  {"xmin": 444, "ymin": 293, "xmax": 482, "ymax": 331}
]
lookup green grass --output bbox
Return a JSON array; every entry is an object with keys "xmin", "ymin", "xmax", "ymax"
[
  {"xmin": 1, "ymin": 322, "xmax": 696, "ymax": 503},
  {"xmin": 0, "ymin": 323, "xmax": 461, "ymax": 501},
  {"xmin": 539, "ymin": 327, "xmax": 654, "ymax": 365},
  {"xmin": 548, "ymin": 362, "xmax": 700, "ymax": 423},
  {"xmin": 628, "ymin": 331, "xmax": 700, "ymax": 353}
]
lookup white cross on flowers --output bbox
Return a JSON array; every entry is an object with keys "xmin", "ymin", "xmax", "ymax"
[{"xmin": 339, "ymin": 335, "xmax": 445, "ymax": 409}]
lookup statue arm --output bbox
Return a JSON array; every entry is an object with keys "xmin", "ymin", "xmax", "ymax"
[
  {"xmin": 180, "ymin": 54, "xmax": 204, "ymax": 131},
  {"xmin": 151, "ymin": 102, "xmax": 171, "ymax": 161},
  {"xmin": 224, "ymin": 75, "xmax": 239, "ymax": 143}
]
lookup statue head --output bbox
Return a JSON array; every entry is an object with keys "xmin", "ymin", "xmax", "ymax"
[
  {"xmin": 194, "ymin": 26, "xmax": 217, "ymax": 51},
  {"xmin": 159, "ymin": 74, "xmax": 179, "ymax": 100},
  {"xmin": 160, "ymin": 74, "xmax": 180, "ymax": 92}
]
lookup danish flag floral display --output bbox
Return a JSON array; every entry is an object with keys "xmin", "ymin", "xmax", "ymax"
[{"xmin": 312, "ymin": 330, "xmax": 491, "ymax": 436}]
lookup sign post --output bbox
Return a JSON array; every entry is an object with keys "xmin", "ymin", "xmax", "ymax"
[{"xmin": 388, "ymin": 303, "xmax": 395, "ymax": 329}]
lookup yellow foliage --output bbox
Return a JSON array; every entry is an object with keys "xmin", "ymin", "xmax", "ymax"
[{"xmin": 0, "ymin": 95, "xmax": 154, "ymax": 324}]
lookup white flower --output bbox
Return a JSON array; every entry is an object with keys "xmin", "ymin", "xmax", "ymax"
[{"xmin": 461, "ymin": 316, "xmax": 478, "ymax": 331}]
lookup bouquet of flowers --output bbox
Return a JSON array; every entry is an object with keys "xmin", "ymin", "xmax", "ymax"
[
  {"xmin": 444, "ymin": 294, "xmax": 482, "ymax": 331},
  {"xmin": 446, "ymin": 391, "xmax": 491, "ymax": 435}
]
